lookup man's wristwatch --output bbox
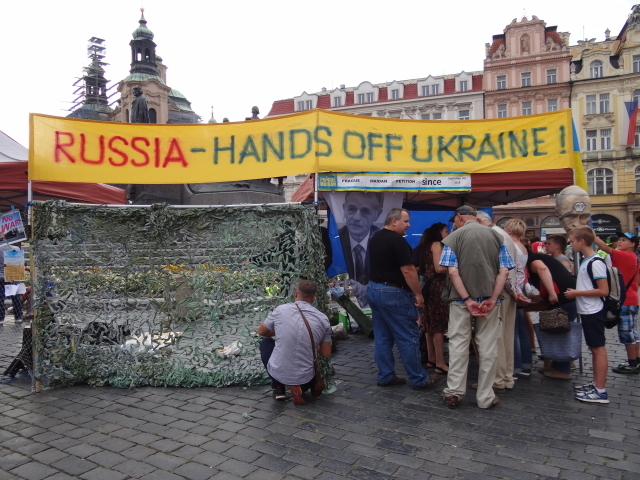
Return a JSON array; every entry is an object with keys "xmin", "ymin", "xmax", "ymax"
[{"xmin": 461, "ymin": 296, "xmax": 472, "ymax": 302}]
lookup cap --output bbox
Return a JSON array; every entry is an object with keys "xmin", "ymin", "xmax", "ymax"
[{"xmin": 449, "ymin": 205, "xmax": 476, "ymax": 222}]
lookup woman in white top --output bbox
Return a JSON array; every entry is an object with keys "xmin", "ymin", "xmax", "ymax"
[{"xmin": 504, "ymin": 219, "xmax": 531, "ymax": 376}]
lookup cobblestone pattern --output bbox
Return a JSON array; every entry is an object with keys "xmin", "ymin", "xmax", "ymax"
[{"xmin": 0, "ymin": 327, "xmax": 639, "ymax": 480}]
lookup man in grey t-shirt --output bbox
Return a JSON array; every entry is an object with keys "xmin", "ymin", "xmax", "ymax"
[{"xmin": 257, "ymin": 280, "xmax": 332, "ymax": 404}]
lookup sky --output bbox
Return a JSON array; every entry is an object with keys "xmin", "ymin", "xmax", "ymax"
[{"xmin": 0, "ymin": 0, "xmax": 636, "ymax": 147}]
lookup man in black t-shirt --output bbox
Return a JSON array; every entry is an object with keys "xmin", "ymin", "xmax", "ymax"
[{"xmin": 366, "ymin": 208, "xmax": 438, "ymax": 390}]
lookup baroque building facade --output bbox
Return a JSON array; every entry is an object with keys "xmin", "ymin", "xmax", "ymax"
[
  {"xmin": 568, "ymin": 8, "xmax": 640, "ymax": 236},
  {"xmin": 268, "ymin": 73, "xmax": 484, "ymax": 201}
]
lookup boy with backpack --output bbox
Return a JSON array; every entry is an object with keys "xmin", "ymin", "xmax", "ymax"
[
  {"xmin": 564, "ymin": 226, "xmax": 610, "ymax": 404},
  {"xmin": 594, "ymin": 232, "xmax": 640, "ymax": 374}
]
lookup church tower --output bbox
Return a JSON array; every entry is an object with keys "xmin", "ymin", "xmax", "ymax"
[{"xmin": 129, "ymin": 9, "xmax": 159, "ymax": 76}]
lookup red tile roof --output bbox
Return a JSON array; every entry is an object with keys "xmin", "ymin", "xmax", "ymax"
[{"xmin": 267, "ymin": 73, "xmax": 483, "ymax": 116}]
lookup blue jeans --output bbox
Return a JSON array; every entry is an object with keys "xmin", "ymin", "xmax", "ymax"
[
  {"xmin": 366, "ymin": 281, "xmax": 429, "ymax": 387},
  {"xmin": 552, "ymin": 301, "xmax": 577, "ymax": 374},
  {"xmin": 514, "ymin": 308, "xmax": 532, "ymax": 372}
]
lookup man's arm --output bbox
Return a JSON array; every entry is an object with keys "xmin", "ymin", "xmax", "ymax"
[
  {"xmin": 479, "ymin": 268, "xmax": 509, "ymax": 312},
  {"xmin": 448, "ymin": 266, "xmax": 486, "ymax": 317},
  {"xmin": 400, "ymin": 265, "xmax": 424, "ymax": 308},
  {"xmin": 319, "ymin": 341, "xmax": 331, "ymax": 358},
  {"xmin": 256, "ymin": 323, "xmax": 275, "ymax": 337},
  {"xmin": 593, "ymin": 236, "xmax": 613, "ymax": 255},
  {"xmin": 528, "ymin": 260, "xmax": 559, "ymax": 304}
]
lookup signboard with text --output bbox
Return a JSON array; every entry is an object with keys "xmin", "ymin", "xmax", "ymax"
[{"xmin": 317, "ymin": 172, "xmax": 471, "ymax": 192}]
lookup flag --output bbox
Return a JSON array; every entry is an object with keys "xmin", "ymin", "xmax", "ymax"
[{"xmin": 625, "ymin": 101, "xmax": 639, "ymax": 145}]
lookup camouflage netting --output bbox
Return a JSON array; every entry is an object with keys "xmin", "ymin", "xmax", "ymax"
[{"xmin": 31, "ymin": 201, "xmax": 328, "ymax": 389}]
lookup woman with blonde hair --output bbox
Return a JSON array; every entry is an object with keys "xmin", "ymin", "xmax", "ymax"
[{"xmin": 503, "ymin": 219, "xmax": 532, "ymax": 376}]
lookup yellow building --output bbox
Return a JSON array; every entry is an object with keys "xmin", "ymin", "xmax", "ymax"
[{"xmin": 570, "ymin": 6, "xmax": 640, "ymax": 235}]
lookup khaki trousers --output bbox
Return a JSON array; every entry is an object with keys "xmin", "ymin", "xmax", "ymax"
[
  {"xmin": 443, "ymin": 302, "xmax": 500, "ymax": 409},
  {"xmin": 494, "ymin": 296, "xmax": 516, "ymax": 389}
]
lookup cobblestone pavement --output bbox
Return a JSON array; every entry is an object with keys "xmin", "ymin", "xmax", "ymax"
[{"xmin": 1, "ymin": 321, "xmax": 639, "ymax": 480}]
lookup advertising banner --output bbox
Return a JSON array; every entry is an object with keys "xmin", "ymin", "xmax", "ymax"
[
  {"xmin": 318, "ymin": 172, "xmax": 471, "ymax": 192},
  {"xmin": 29, "ymin": 110, "xmax": 584, "ymax": 186},
  {"xmin": 0, "ymin": 211, "xmax": 27, "ymax": 245}
]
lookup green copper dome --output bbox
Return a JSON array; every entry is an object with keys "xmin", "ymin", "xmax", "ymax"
[{"xmin": 133, "ymin": 10, "xmax": 154, "ymax": 41}]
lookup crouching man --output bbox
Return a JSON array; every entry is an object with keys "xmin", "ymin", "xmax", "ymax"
[{"xmin": 257, "ymin": 280, "xmax": 332, "ymax": 404}]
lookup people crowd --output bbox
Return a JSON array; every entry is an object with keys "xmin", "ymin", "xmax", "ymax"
[{"xmin": 257, "ymin": 206, "xmax": 639, "ymax": 408}]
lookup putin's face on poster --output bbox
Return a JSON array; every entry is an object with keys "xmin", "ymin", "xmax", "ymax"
[{"xmin": 343, "ymin": 192, "xmax": 384, "ymax": 243}]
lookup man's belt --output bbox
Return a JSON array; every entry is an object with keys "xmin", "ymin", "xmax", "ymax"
[{"xmin": 377, "ymin": 281, "xmax": 412, "ymax": 292}]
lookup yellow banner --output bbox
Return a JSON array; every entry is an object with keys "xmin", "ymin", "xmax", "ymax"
[{"xmin": 29, "ymin": 110, "xmax": 584, "ymax": 186}]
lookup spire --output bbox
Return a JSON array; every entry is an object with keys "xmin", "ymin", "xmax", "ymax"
[
  {"xmin": 133, "ymin": 8, "xmax": 154, "ymax": 41},
  {"xmin": 208, "ymin": 106, "xmax": 217, "ymax": 124}
]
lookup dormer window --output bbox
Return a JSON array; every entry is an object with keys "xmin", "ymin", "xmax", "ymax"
[
  {"xmin": 366, "ymin": 92, "xmax": 374, "ymax": 102},
  {"xmin": 333, "ymin": 96, "xmax": 342, "ymax": 107},
  {"xmin": 391, "ymin": 89, "xmax": 399, "ymax": 100},
  {"xmin": 590, "ymin": 60, "xmax": 603, "ymax": 78},
  {"xmin": 357, "ymin": 93, "xmax": 365, "ymax": 104},
  {"xmin": 294, "ymin": 92, "xmax": 318, "ymax": 111},
  {"xmin": 297, "ymin": 100, "xmax": 313, "ymax": 111},
  {"xmin": 459, "ymin": 80, "xmax": 468, "ymax": 92}
]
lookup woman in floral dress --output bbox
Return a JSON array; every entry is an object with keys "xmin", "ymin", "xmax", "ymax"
[{"xmin": 413, "ymin": 222, "xmax": 449, "ymax": 374}]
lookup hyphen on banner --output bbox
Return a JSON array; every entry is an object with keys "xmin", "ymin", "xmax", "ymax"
[
  {"xmin": 318, "ymin": 172, "xmax": 471, "ymax": 192},
  {"xmin": 0, "ymin": 211, "xmax": 27, "ymax": 245}
]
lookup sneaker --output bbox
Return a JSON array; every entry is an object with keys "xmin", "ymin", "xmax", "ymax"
[
  {"xmin": 574, "ymin": 382, "xmax": 595, "ymax": 393},
  {"xmin": 290, "ymin": 385, "xmax": 307, "ymax": 405},
  {"xmin": 612, "ymin": 364, "xmax": 639, "ymax": 375},
  {"xmin": 518, "ymin": 369, "xmax": 531, "ymax": 377},
  {"xmin": 272, "ymin": 387, "xmax": 286, "ymax": 400},
  {"xmin": 575, "ymin": 388, "xmax": 609, "ymax": 404}
]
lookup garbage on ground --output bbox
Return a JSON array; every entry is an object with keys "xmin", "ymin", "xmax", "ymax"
[
  {"xmin": 331, "ymin": 323, "xmax": 348, "ymax": 339},
  {"xmin": 218, "ymin": 340, "xmax": 242, "ymax": 357}
]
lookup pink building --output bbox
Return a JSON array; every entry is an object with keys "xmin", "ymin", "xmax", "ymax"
[{"xmin": 483, "ymin": 16, "xmax": 572, "ymax": 119}]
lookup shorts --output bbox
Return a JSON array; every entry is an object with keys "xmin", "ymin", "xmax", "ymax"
[
  {"xmin": 581, "ymin": 308, "xmax": 607, "ymax": 349},
  {"xmin": 618, "ymin": 305, "xmax": 640, "ymax": 345}
]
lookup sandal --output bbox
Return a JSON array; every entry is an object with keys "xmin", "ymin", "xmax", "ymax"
[
  {"xmin": 377, "ymin": 376, "xmax": 407, "ymax": 387},
  {"xmin": 424, "ymin": 361, "xmax": 436, "ymax": 369},
  {"xmin": 435, "ymin": 367, "xmax": 448, "ymax": 375}
]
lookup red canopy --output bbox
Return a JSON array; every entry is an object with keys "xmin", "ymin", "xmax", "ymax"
[
  {"xmin": 0, "ymin": 161, "xmax": 126, "ymax": 210},
  {"xmin": 292, "ymin": 169, "xmax": 575, "ymax": 208}
]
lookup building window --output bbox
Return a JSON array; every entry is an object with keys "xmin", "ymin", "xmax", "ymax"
[
  {"xmin": 586, "ymin": 130, "xmax": 597, "ymax": 151},
  {"xmin": 497, "ymin": 104, "xmax": 507, "ymax": 118},
  {"xmin": 306, "ymin": 100, "xmax": 313, "ymax": 110},
  {"xmin": 590, "ymin": 60, "xmax": 603, "ymax": 78},
  {"xmin": 599, "ymin": 93, "xmax": 610, "ymax": 113},
  {"xmin": 521, "ymin": 72, "xmax": 531, "ymax": 87},
  {"xmin": 366, "ymin": 92, "xmax": 374, "ymax": 103},
  {"xmin": 635, "ymin": 126, "xmax": 640, "ymax": 147},
  {"xmin": 357, "ymin": 93, "xmax": 365, "ymax": 104},
  {"xmin": 547, "ymin": 69, "xmax": 557, "ymax": 84},
  {"xmin": 149, "ymin": 108, "xmax": 157, "ymax": 124},
  {"xmin": 522, "ymin": 102, "xmax": 532, "ymax": 115},
  {"xmin": 459, "ymin": 80, "xmax": 468, "ymax": 92},
  {"xmin": 430, "ymin": 84, "xmax": 439, "ymax": 95},
  {"xmin": 421, "ymin": 114, "xmax": 430, "ymax": 120},
  {"xmin": 600, "ymin": 129, "xmax": 612, "ymax": 150},
  {"xmin": 459, "ymin": 110, "xmax": 470, "ymax": 120},
  {"xmin": 497, "ymin": 75, "xmax": 506, "ymax": 90},
  {"xmin": 586, "ymin": 95, "xmax": 597, "ymax": 114},
  {"xmin": 422, "ymin": 86, "xmax": 428, "ymax": 96},
  {"xmin": 432, "ymin": 113, "xmax": 442, "ymax": 120},
  {"xmin": 547, "ymin": 99, "xmax": 558, "ymax": 112},
  {"xmin": 297, "ymin": 101, "xmax": 304, "ymax": 111},
  {"xmin": 391, "ymin": 89, "xmax": 399, "ymax": 100},
  {"xmin": 634, "ymin": 55, "xmax": 640, "ymax": 73},
  {"xmin": 634, "ymin": 89, "xmax": 640, "ymax": 105},
  {"xmin": 587, "ymin": 168, "xmax": 614, "ymax": 195},
  {"xmin": 333, "ymin": 96, "xmax": 342, "ymax": 107},
  {"xmin": 635, "ymin": 166, "xmax": 640, "ymax": 192}
]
